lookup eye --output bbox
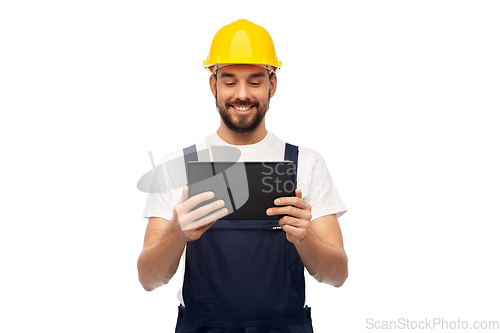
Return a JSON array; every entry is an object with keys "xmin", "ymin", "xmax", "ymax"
[
  {"xmin": 225, "ymin": 82, "xmax": 235, "ymax": 86},
  {"xmin": 250, "ymin": 82, "xmax": 261, "ymax": 86}
]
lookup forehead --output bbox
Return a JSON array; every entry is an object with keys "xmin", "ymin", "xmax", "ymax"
[{"xmin": 217, "ymin": 64, "xmax": 268, "ymax": 79}]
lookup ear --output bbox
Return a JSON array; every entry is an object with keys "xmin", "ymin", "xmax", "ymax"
[
  {"xmin": 209, "ymin": 74, "xmax": 217, "ymax": 98},
  {"xmin": 269, "ymin": 74, "xmax": 277, "ymax": 98}
]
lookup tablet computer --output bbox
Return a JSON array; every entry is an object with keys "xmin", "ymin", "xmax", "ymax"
[{"xmin": 187, "ymin": 161, "xmax": 296, "ymax": 222}]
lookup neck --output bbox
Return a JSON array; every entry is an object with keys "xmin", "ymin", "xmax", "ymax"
[{"xmin": 216, "ymin": 123, "xmax": 268, "ymax": 145}]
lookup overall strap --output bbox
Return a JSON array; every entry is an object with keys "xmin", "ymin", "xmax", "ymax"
[
  {"xmin": 284, "ymin": 143, "xmax": 299, "ymax": 185},
  {"xmin": 183, "ymin": 144, "xmax": 198, "ymax": 180}
]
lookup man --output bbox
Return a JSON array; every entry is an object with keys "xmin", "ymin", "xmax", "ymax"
[{"xmin": 138, "ymin": 19, "xmax": 348, "ymax": 332}]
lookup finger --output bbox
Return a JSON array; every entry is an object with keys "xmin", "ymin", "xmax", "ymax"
[
  {"xmin": 185, "ymin": 208, "xmax": 227, "ymax": 231},
  {"xmin": 177, "ymin": 188, "xmax": 215, "ymax": 216},
  {"xmin": 196, "ymin": 220, "xmax": 217, "ymax": 231},
  {"xmin": 274, "ymin": 188, "xmax": 302, "ymax": 205},
  {"xmin": 183, "ymin": 206, "xmax": 229, "ymax": 231},
  {"xmin": 183, "ymin": 190, "xmax": 216, "ymax": 211},
  {"xmin": 186, "ymin": 198, "xmax": 226, "ymax": 223},
  {"xmin": 268, "ymin": 205, "xmax": 309, "ymax": 220},
  {"xmin": 268, "ymin": 205, "xmax": 301, "ymax": 218},
  {"xmin": 281, "ymin": 223, "xmax": 308, "ymax": 244},
  {"xmin": 183, "ymin": 220, "xmax": 217, "ymax": 241},
  {"xmin": 274, "ymin": 196, "xmax": 310, "ymax": 211},
  {"xmin": 191, "ymin": 220, "xmax": 217, "ymax": 236},
  {"xmin": 280, "ymin": 223, "xmax": 301, "ymax": 234},
  {"xmin": 278, "ymin": 215, "xmax": 305, "ymax": 228}
]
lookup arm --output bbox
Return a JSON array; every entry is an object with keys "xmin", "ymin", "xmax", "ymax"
[
  {"xmin": 136, "ymin": 217, "xmax": 187, "ymax": 292},
  {"xmin": 294, "ymin": 214, "xmax": 348, "ymax": 287},
  {"xmin": 267, "ymin": 189, "xmax": 348, "ymax": 287},
  {"xmin": 137, "ymin": 186, "xmax": 228, "ymax": 291}
]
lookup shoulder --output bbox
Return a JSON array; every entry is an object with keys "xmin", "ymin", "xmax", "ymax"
[
  {"xmin": 293, "ymin": 143, "xmax": 327, "ymax": 171},
  {"xmin": 154, "ymin": 135, "xmax": 212, "ymax": 190},
  {"xmin": 298, "ymin": 145, "xmax": 324, "ymax": 162},
  {"xmin": 269, "ymin": 133, "xmax": 325, "ymax": 162},
  {"xmin": 296, "ymin": 146, "xmax": 332, "ymax": 186},
  {"xmin": 156, "ymin": 134, "xmax": 212, "ymax": 166}
]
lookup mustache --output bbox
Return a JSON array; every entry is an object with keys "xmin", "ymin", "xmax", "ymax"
[{"xmin": 224, "ymin": 99, "xmax": 260, "ymax": 108}]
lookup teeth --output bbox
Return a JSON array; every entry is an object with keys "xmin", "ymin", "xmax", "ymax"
[{"xmin": 234, "ymin": 106, "xmax": 251, "ymax": 111}]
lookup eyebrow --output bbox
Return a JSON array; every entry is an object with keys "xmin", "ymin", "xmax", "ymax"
[
  {"xmin": 248, "ymin": 73, "xmax": 265, "ymax": 78},
  {"xmin": 219, "ymin": 72, "xmax": 266, "ymax": 79},
  {"xmin": 220, "ymin": 72, "xmax": 235, "ymax": 79}
]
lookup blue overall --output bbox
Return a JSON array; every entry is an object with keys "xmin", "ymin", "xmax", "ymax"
[{"xmin": 176, "ymin": 143, "xmax": 313, "ymax": 333}]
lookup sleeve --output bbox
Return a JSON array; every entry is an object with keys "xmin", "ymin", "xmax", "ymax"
[
  {"xmin": 303, "ymin": 149, "xmax": 347, "ymax": 221},
  {"xmin": 142, "ymin": 151, "xmax": 185, "ymax": 221},
  {"xmin": 142, "ymin": 189, "xmax": 177, "ymax": 221}
]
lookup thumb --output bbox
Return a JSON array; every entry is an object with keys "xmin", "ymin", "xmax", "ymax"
[{"xmin": 179, "ymin": 185, "xmax": 189, "ymax": 204}]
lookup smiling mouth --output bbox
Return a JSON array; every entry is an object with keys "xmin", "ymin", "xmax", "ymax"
[{"xmin": 231, "ymin": 105, "xmax": 254, "ymax": 115}]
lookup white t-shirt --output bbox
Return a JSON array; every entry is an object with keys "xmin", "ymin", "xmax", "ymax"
[
  {"xmin": 143, "ymin": 131, "xmax": 347, "ymax": 222},
  {"xmin": 142, "ymin": 130, "xmax": 348, "ymax": 306}
]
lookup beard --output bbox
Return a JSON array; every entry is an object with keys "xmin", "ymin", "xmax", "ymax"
[{"xmin": 215, "ymin": 89, "xmax": 270, "ymax": 134}]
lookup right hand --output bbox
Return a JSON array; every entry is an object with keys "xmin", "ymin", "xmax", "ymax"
[{"xmin": 171, "ymin": 186, "xmax": 228, "ymax": 241}]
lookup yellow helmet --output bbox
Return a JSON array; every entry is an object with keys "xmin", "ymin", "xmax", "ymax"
[{"xmin": 203, "ymin": 19, "xmax": 282, "ymax": 75}]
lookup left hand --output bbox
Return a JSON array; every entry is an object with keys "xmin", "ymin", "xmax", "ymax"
[{"xmin": 266, "ymin": 188, "xmax": 313, "ymax": 244}]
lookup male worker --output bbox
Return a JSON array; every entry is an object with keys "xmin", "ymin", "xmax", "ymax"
[{"xmin": 138, "ymin": 19, "xmax": 348, "ymax": 332}]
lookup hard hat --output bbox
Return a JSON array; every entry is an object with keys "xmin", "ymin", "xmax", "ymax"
[{"xmin": 203, "ymin": 19, "xmax": 282, "ymax": 75}]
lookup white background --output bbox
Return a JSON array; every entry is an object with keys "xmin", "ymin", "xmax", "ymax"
[{"xmin": 1, "ymin": 0, "xmax": 499, "ymax": 332}]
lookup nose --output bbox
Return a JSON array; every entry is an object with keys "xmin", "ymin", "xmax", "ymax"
[{"xmin": 234, "ymin": 82, "xmax": 251, "ymax": 101}]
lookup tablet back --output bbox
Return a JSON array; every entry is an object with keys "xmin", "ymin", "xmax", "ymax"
[{"xmin": 188, "ymin": 161, "xmax": 296, "ymax": 220}]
